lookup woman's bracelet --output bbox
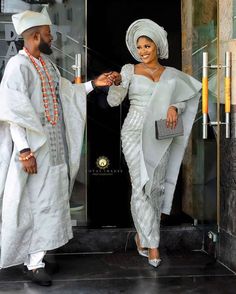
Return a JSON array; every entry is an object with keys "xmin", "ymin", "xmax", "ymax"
[{"xmin": 19, "ymin": 152, "xmax": 34, "ymax": 161}]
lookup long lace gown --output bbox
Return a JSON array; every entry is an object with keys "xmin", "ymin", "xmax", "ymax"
[{"xmin": 107, "ymin": 64, "xmax": 201, "ymax": 248}]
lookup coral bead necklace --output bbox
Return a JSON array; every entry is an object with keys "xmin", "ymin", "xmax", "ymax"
[{"xmin": 23, "ymin": 47, "xmax": 58, "ymax": 126}]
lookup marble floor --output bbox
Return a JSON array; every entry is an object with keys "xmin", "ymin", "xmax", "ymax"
[{"xmin": 0, "ymin": 249, "xmax": 235, "ymax": 293}]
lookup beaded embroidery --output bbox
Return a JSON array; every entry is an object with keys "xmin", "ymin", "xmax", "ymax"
[{"xmin": 24, "ymin": 47, "xmax": 58, "ymax": 126}]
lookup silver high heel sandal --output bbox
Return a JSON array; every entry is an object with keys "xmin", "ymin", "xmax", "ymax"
[
  {"xmin": 134, "ymin": 234, "xmax": 148, "ymax": 258},
  {"xmin": 148, "ymin": 258, "xmax": 162, "ymax": 268}
]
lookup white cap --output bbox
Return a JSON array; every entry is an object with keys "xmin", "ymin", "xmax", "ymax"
[{"xmin": 12, "ymin": 7, "xmax": 52, "ymax": 35}]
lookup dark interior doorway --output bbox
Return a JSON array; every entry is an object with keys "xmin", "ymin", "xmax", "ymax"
[
  {"xmin": 86, "ymin": 0, "xmax": 187, "ymax": 228},
  {"xmin": 87, "ymin": 0, "xmax": 182, "ymax": 72}
]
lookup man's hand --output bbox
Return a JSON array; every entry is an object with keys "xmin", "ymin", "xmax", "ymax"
[
  {"xmin": 20, "ymin": 151, "xmax": 37, "ymax": 174},
  {"xmin": 93, "ymin": 71, "xmax": 121, "ymax": 87},
  {"xmin": 166, "ymin": 106, "xmax": 178, "ymax": 129}
]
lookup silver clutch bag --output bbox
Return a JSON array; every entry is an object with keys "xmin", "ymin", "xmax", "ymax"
[{"xmin": 155, "ymin": 116, "xmax": 184, "ymax": 140}]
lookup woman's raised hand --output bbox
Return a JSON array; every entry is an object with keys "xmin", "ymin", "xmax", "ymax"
[{"xmin": 110, "ymin": 72, "xmax": 122, "ymax": 86}]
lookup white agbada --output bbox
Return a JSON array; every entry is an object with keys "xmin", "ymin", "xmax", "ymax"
[{"xmin": 0, "ymin": 51, "xmax": 86, "ymax": 268}]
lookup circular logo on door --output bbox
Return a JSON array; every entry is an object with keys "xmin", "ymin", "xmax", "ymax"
[{"xmin": 96, "ymin": 156, "xmax": 110, "ymax": 170}]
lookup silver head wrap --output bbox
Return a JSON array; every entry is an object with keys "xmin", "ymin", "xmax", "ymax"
[{"xmin": 126, "ymin": 19, "xmax": 168, "ymax": 62}]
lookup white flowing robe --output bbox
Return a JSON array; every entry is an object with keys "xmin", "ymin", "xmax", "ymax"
[{"xmin": 0, "ymin": 52, "xmax": 86, "ymax": 268}]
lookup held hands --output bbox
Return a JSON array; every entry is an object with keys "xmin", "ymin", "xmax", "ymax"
[
  {"xmin": 20, "ymin": 151, "xmax": 37, "ymax": 174},
  {"xmin": 93, "ymin": 71, "xmax": 122, "ymax": 87},
  {"xmin": 110, "ymin": 72, "xmax": 122, "ymax": 86},
  {"xmin": 166, "ymin": 106, "xmax": 178, "ymax": 129}
]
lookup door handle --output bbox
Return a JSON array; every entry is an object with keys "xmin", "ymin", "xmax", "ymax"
[
  {"xmin": 225, "ymin": 52, "xmax": 231, "ymax": 138},
  {"xmin": 72, "ymin": 53, "xmax": 82, "ymax": 84},
  {"xmin": 202, "ymin": 52, "xmax": 208, "ymax": 139},
  {"xmin": 202, "ymin": 51, "xmax": 231, "ymax": 139}
]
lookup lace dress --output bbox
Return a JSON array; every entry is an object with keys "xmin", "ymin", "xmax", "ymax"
[
  {"xmin": 107, "ymin": 64, "xmax": 201, "ymax": 248},
  {"xmin": 108, "ymin": 65, "xmax": 170, "ymax": 247}
]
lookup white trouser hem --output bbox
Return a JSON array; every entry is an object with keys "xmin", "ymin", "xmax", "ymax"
[{"xmin": 24, "ymin": 251, "xmax": 46, "ymax": 270}]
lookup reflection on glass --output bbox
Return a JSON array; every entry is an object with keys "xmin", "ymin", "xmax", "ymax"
[
  {"xmin": 233, "ymin": 0, "xmax": 236, "ymax": 39},
  {"xmin": 192, "ymin": 0, "xmax": 217, "ymax": 222},
  {"xmin": 47, "ymin": 0, "xmax": 87, "ymax": 226},
  {"xmin": 0, "ymin": 0, "xmax": 87, "ymax": 226}
]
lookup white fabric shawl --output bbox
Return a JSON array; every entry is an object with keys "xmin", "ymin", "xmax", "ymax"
[{"xmin": 142, "ymin": 67, "xmax": 201, "ymax": 214}]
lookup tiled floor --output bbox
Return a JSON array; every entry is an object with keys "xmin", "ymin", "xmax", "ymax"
[{"xmin": 0, "ymin": 250, "xmax": 235, "ymax": 293}]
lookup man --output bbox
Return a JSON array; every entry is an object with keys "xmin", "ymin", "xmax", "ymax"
[{"xmin": 0, "ymin": 7, "xmax": 116, "ymax": 286}]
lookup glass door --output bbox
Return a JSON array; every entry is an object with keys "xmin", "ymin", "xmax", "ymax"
[
  {"xmin": 0, "ymin": 0, "xmax": 87, "ymax": 226},
  {"xmin": 47, "ymin": 0, "xmax": 87, "ymax": 226},
  {"xmin": 182, "ymin": 0, "xmax": 218, "ymax": 231},
  {"xmin": 182, "ymin": 0, "xmax": 233, "ymax": 248}
]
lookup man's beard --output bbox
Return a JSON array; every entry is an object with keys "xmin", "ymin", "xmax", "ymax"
[{"xmin": 39, "ymin": 38, "xmax": 52, "ymax": 55}]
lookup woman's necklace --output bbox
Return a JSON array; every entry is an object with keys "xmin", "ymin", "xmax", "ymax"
[
  {"xmin": 23, "ymin": 47, "xmax": 59, "ymax": 126},
  {"xmin": 142, "ymin": 63, "xmax": 162, "ymax": 75}
]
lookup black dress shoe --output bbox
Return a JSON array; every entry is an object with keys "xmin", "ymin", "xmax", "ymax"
[
  {"xmin": 43, "ymin": 259, "xmax": 60, "ymax": 274},
  {"xmin": 27, "ymin": 268, "xmax": 52, "ymax": 286}
]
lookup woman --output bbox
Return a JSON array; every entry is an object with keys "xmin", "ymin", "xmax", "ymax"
[{"xmin": 107, "ymin": 19, "xmax": 201, "ymax": 267}]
